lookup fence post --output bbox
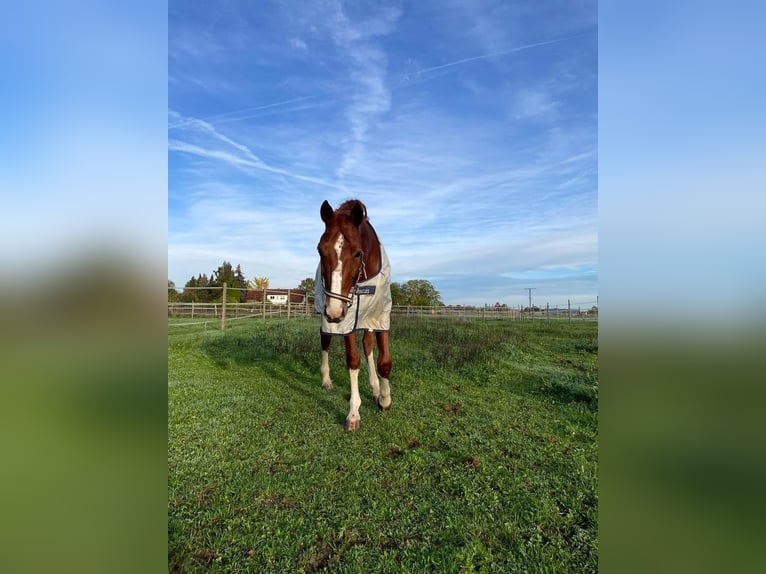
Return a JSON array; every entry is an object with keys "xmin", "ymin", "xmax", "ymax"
[
  {"xmin": 221, "ymin": 283, "xmax": 227, "ymax": 331},
  {"xmin": 191, "ymin": 300, "xmax": 195, "ymax": 318},
  {"xmin": 262, "ymin": 288, "xmax": 267, "ymax": 319},
  {"xmin": 287, "ymin": 289, "xmax": 291, "ymax": 319},
  {"xmin": 546, "ymin": 302, "xmax": 549, "ymax": 320},
  {"xmin": 568, "ymin": 299, "xmax": 571, "ymax": 324}
]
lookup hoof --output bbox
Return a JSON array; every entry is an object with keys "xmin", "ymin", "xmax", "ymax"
[
  {"xmin": 322, "ymin": 381, "xmax": 333, "ymax": 391},
  {"xmin": 379, "ymin": 397, "xmax": 392, "ymax": 411},
  {"xmin": 373, "ymin": 394, "xmax": 379, "ymax": 403},
  {"xmin": 345, "ymin": 417, "xmax": 361, "ymax": 431}
]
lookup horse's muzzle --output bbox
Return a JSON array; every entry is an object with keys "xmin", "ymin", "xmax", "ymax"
[{"xmin": 324, "ymin": 305, "xmax": 347, "ymax": 322}]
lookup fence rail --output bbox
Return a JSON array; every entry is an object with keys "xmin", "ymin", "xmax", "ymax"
[
  {"xmin": 168, "ymin": 293, "xmax": 597, "ymax": 329},
  {"xmin": 167, "ymin": 300, "xmax": 313, "ymax": 320},
  {"xmin": 390, "ymin": 306, "xmax": 596, "ymax": 320}
]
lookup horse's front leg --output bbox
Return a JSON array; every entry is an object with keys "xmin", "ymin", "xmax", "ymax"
[
  {"xmin": 320, "ymin": 333, "xmax": 333, "ymax": 390},
  {"xmin": 362, "ymin": 330, "xmax": 380, "ymax": 402},
  {"xmin": 344, "ymin": 333, "xmax": 362, "ymax": 431},
  {"xmin": 376, "ymin": 331, "xmax": 392, "ymax": 410}
]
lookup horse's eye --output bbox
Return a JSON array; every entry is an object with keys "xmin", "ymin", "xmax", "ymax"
[{"xmin": 354, "ymin": 250, "xmax": 363, "ymax": 259}]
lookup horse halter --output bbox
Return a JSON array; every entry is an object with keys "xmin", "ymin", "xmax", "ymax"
[{"xmin": 322, "ymin": 259, "xmax": 366, "ymax": 305}]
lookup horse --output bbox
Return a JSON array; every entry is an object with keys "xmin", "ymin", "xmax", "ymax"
[{"xmin": 314, "ymin": 199, "xmax": 392, "ymax": 431}]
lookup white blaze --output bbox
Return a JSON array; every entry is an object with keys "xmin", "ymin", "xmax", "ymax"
[{"xmin": 327, "ymin": 234, "xmax": 345, "ymax": 318}]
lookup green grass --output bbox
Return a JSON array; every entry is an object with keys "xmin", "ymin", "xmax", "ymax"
[{"xmin": 168, "ymin": 317, "xmax": 597, "ymax": 573}]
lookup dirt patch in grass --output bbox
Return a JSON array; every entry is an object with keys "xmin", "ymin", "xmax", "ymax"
[
  {"xmin": 195, "ymin": 548, "xmax": 218, "ymax": 565},
  {"xmin": 195, "ymin": 485, "xmax": 216, "ymax": 506},
  {"xmin": 443, "ymin": 402, "xmax": 463, "ymax": 414},
  {"xmin": 465, "ymin": 455, "xmax": 481, "ymax": 469},
  {"xmin": 255, "ymin": 491, "xmax": 302, "ymax": 510},
  {"xmin": 386, "ymin": 444, "xmax": 405, "ymax": 458}
]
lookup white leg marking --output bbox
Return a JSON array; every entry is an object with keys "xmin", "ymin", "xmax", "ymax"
[
  {"xmin": 346, "ymin": 368, "xmax": 362, "ymax": 431},
  {"xmin": 321, "ymin": 349, "xmax": 332, "ymax": 390},
  {"xmin": 379, "ymin": 377, "xmax": 392, "ymax": 410},
  {"xmin": 366, "ymin": 351, "xmax": 380, "ymax": 400}
]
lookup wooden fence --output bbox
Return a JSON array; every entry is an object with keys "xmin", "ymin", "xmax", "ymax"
[
  {"xmin": 167, "ymin": 300, "xmax": 313, "ymax": 321},
  {"xmin": 168, "ymin": 293, "xmax": 596, "ymax": 330},
  {"xmin": 389, "ymin": 305, "xmax": 595, "ymax": 321}
]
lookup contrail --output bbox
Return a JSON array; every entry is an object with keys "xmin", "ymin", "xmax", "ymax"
[
  {"xmin": 169, "ymin": 95, "xmax": 317, "ymax": 129},
  {"xmin": 407, "ymin": 32, "xmax": 593, "ymax": 78}
]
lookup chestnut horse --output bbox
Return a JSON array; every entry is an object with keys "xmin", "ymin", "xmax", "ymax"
[{"xmin": 314, "ymin": 199, "xmax": 392, "ymax": 431}]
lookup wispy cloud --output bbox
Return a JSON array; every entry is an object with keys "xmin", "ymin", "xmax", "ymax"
[
  {"xmin": 169, "ymin": 110, "xmax": 346, "ymax": 190},
  {"xmin": 319, "ymin": 2, "xmax": 402, "ymax": 178}
]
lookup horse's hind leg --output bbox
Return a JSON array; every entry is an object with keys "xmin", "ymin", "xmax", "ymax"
[
  {"xmin": 362, "ymin": 330, "xmax": 380, "ymax": 402},
  {"xmin": 376, "ymin": 331, "xmax": 392, "ymax": 410},
  {"xmin": 320, "ymin": 333, "xmax": 333, "ymax": 390}
]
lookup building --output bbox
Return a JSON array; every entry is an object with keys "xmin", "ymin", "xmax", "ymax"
[{"xmin": 245, "ymin": 289, "xmax": 306, "ymax": 305}]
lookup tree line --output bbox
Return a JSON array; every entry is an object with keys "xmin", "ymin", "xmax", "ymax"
[
  {"xmin": 168, "ymin": 260, "xmax": 443, "ymax": 306},
  {"xmin": 168, "ymin": 261, "xmax": 250, "ymax": 303}
]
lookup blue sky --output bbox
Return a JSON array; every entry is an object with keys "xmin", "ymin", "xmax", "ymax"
[{"xmin": 169, "ymin": 0, "xmax": 597, "ymax": 307}]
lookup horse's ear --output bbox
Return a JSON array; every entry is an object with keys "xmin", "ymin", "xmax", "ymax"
[
  {"xmin": 320, "ymin": 200, "xmax": 334, "ymax": 224},
  {"xmin": 350, "ymin": 201, "xmax": 366, "ymax": 226}
]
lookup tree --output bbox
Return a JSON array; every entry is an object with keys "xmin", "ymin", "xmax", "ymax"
[
  {"xmin": 178, "ymin": 261, "xmax": 249, "ymax": 303},
  {"xmin": 168, "ymin": 280, "xmax": 180, "ymax": 302},
  {"xmin": 210, "ymin": 261, "xmax": 234, "ymax": 286},
  {"xmin": 252, "ymin": 276, "xmax": 270, "ymax": 290},
  {"xmin": 234, "ymin": 264, "xmax": 247, "ymax": 301},
  {"xmin": 390, "ymin": 282, "xmax": 403, "ymax": 306},
  {"xmin": 299, "ymin": 277, "xmax": 315, "ymax": 295},
  {"xmin": 397, "ymin": 279, "xmax": 443, "ymax": 306},
  {"xmin": 181, "ymin": 273, "xmax": 210, "ymax": 302},
  {"xmin": 209, "ymin": 261, "xmax": 247, "ymax": 302}
]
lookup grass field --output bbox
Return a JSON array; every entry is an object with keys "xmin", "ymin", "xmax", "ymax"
[{"xmin": 168, "ymin": 317, "xmax": 598, "ymax": 573}]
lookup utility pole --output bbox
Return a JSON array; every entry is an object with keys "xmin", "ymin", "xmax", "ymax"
[{"xmin": 525, "ymin": 287, "xmax": 535, "ymax": 319}]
